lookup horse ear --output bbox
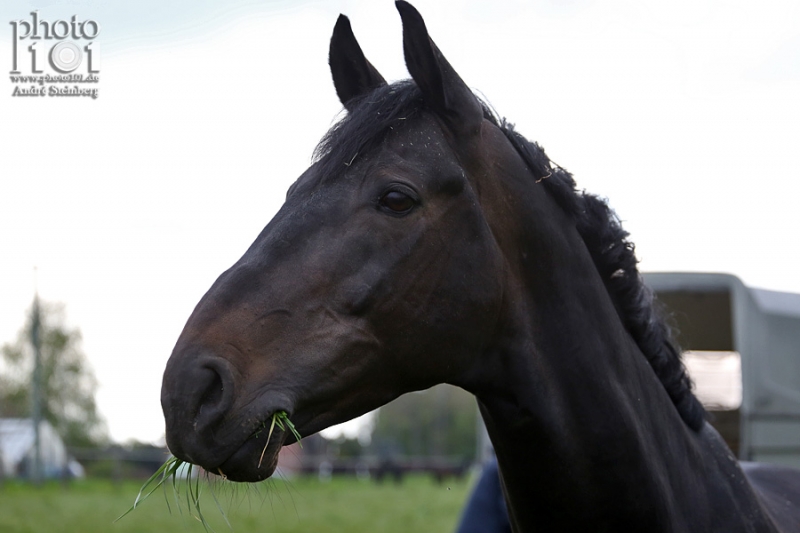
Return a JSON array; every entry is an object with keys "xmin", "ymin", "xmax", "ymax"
[
  {"xmin": 329, "ymin": 14, "xmax": 387, "ymax": 111},
  {"xmin": 396, "ymin": 1, "xmax": 483, "ymax": 136}
]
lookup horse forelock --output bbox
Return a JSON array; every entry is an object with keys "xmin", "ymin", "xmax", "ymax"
[
  {"xmin": 313, "ymin": 80, "xmax": 424, "ymax": 184},
  {"xmin": 313, "ymin": 79, "xmax": 705, "ymax": 431},
  {"xmin": 313, "ymin": 80, "xmax": 502, "ymax": 185}
]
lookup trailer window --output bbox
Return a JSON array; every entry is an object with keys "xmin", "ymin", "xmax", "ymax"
[{"xmin": 684, "ymin": 350, "xmax": 742, "ymax": 410}]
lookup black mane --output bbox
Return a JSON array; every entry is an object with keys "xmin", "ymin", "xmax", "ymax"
[
  {"xmin": 500, "ymin": 124, "xmax": 706, "ymax": 431},
  {"xmin": 316, "ymin": 81, "xmax": 705, "ymax": 431}
]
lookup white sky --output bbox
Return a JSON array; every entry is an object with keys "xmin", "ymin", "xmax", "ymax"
[{"xmin": 1, "ymin": 0, "xmax": 798, "ymax": 444}]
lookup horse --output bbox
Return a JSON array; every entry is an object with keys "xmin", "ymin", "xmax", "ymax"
[{"xmin": 160, "ymin": 2, "xmax": 800, "ymax": 531}]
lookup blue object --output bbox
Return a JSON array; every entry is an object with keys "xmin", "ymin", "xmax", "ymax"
[{"xmin": 455, "ymin": 459, "xmax": 512, "ymax": 533}]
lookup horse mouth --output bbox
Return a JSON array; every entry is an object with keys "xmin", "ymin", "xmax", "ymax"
[
  {"xmin": 216, "ymin": 443, "xmax": 277, "ymax": 482},
  {"xmin": 211, "ymin": 411, "xmax": 323, "ymax": 482},
  {"xmin": 212, "ymin": 422, "xmax": 288, "ymax": 482},
  {"xmin": 182, "ymin": 409, "xmax": 304, "ymax": 483}
]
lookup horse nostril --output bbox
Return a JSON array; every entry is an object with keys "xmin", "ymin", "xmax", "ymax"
[
  {"xmin": 193, "ymin": 359, "xmax": 235, "ymax": 430},
  {"xmin": 200, "ymin": 368, "xmax": 224, "ymax": 411}
]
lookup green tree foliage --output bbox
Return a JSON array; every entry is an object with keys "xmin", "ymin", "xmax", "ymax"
[
  {"xmin": 0, "ymin": 300, "xmax": 107, "ymax": 448},
  {"xmin": 370, "ymin": 384, "xmax": 477, "ymax": 460}
]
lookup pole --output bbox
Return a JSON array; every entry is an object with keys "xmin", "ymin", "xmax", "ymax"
[
  {"xmin": 30, "ymin": 294, "xmax": 43, "ymax": 486},
  {"xmin": 0, "ymin": 427, "xmax": 6, "ymax": 487}
]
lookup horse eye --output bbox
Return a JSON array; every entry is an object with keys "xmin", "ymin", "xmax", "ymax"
[{"xmin": 379, "ymin": 190, "xmax": 416, "ymax": 214}]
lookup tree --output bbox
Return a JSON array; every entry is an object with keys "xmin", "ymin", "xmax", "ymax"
[
  {"xmin": 0, "ymin": 300, "xmax": 107, "ymax": 448},
  {"xmin": 370, "ymin": 384, "xmax": 478, "ymax": 460}
]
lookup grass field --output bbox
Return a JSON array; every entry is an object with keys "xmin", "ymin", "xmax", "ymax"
[{"xmin": 0, "ymin": 474, "xmax": 473, "ymax": 533}]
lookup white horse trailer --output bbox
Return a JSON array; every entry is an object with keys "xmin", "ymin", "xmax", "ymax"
[{"xmin": 644, "ymin": 272, "xmax": 800, "ymax": 468}]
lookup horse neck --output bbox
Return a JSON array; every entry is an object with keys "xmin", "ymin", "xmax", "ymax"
[
  {"xmin": 476, "ymin": 269, "xmax": 776, "ymax": 532},
  {"xmin": 460, "ymin": 155, "xmax": 770, "ymax": 531},
  {"xmin": 475, "ymin": 262, "xmax": 698, "ymax": 530}
]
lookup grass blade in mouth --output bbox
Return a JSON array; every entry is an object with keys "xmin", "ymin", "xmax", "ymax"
[
  {"xmin": 257, "ymin": 411, "xmax": 303, "ymax": 468},
  {"xmin": 118, "ymin": 457, "xmax": 220, "ymax": 531},
  {"xmin": 119, "ymin": 412, "xmax": 301, "ymax": 529},
  {"xmin": 280, "ymin": 413, "xmax": 303, "ymax": 446},
  {"xmin": 115, "ymin": 455, "xmax": 184, "ymax": 522},
  {"xmin": 257, "ymin": 413, "xmax": 279, "ymax": 468}
]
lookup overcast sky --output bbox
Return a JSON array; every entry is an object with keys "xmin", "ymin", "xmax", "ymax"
[{"xmin": 1, "ymin": 0, "xmax": 798, "ymax": 444}]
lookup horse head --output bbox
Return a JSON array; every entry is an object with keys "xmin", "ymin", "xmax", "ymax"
[{"xmin": 161, "ymin": 1, "xmax": 525, "ymax": 483}]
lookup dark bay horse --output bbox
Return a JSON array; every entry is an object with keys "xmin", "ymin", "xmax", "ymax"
[{"xmin": 161, "ymin": 2, "xmax": 800, "ymax": 531}]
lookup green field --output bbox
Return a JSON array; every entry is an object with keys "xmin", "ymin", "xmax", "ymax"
[{"xmin": 0, "ymin": 474, "xmax": 473, "ymax": 533}]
